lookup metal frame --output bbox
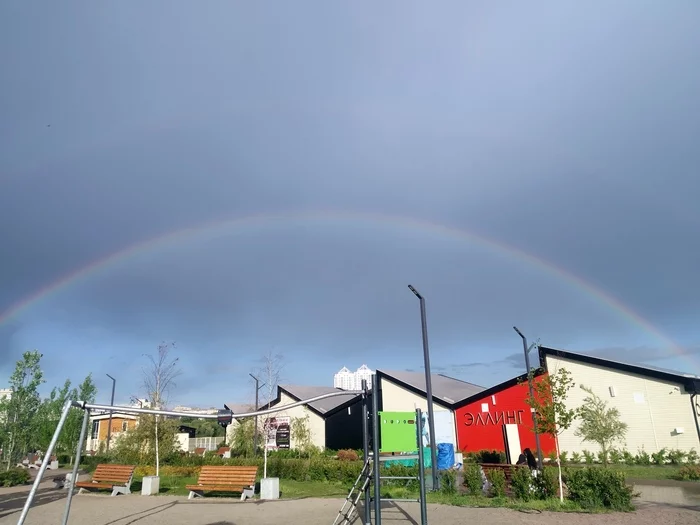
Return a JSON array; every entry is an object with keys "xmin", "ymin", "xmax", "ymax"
[
  {"xmin": 17, "ymin": 390, "xmax": 363, "ymax": 525},
  {"xmin": 363, "ymin": 373, "xmax": 428, "ymax": 525}
]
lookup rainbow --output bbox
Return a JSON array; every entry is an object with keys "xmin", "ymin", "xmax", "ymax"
[{"xmin": 0, "ymin": 210, "xmax": 686, "ymax": 360}]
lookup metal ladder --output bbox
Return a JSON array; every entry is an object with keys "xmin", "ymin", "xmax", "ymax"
[{"xmin": 332, "ymin": 458, "xmax": 372, "ymax": 525}]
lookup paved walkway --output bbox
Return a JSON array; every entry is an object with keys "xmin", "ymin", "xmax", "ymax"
[{"xmin": 0, "ymin": 491, "xmax": 697, "ymax": 525}]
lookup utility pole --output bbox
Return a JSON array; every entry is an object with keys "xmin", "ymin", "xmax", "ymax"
[
  {"xmin": 408, "ymin": 284, "xmax": 439, "ymax": 490},
  {"xmin": 105, "ymin": 374, "xmax": 116, "ymax": 452},
  {"xmin": 513, "ymin": 326, "xmax": 544, "ymax": 469},
  {"xmin": 249, "ymin": 373, "xmax": 265, "ymax": 455}
]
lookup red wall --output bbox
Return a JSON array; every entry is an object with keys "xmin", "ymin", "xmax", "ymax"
[{"xmin": 455, "ymin": 375, "xmax": 557, "ymax": 456}]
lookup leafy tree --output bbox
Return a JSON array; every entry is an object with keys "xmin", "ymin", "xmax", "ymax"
[
  {"xmin": 179, "ymin": 416, "xmax": 225, "ymax": 438},
  {"xmin": 0, "ymin": 351, "xmax": 45, "ymax": 470},
  {"xmin": 34, "ymin": 379, "xmax": 73, "ymax": 452},
  {"xmin": 231, "ymin": 418, "xmax": 256, "ymax": 457},
  {"xmin": 141, "ymin": 342, "xmax": 181, "ymax": 476},
  {"xmin": 111, "ymin": 414, "xmax": 181, "ymax": 465},
  {"xmin": 290, "ymin": 414, "xmax": 318, "ymax": 457},
  {"xmin": 61, "ymin": 374, "xmax": 97, "ymax": 461},
  {"xmin": 575, "ymin": 385, "xmax": 628, "ymax": 465},
  {"xmin": 523, "ymin": 367, "xmax": 577, "ymax": 501}
]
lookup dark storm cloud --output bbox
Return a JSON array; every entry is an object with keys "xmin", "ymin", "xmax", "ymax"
[{"xmin": 1, "ymin": 2, "xmax": 699, "ymax": 403}]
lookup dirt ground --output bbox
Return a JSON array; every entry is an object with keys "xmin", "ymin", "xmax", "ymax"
[{"xmin": 0, "ymin": 480, "xmax": 697, "ymax": 525}]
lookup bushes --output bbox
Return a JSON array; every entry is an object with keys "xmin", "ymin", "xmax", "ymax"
[
  {"xmin": 337, "ymin": 449, "xmax": 359, "ymax": 461},
  {"xmin": 510, "ymin": 466, "xmax": 533, "ymax": 501},
  {"xmin": 0, "ymin": 469, "xmax": 31, "ymax": 487},
  {"xmin": 533, "ymin": 467, "xmax": 558, "ymax": 499},
  {"xmin": 463, "ymin": 449, "xmax": 507, "ymax": 464},
  {"xmin": 677, "ymin": 465, "xmax": 700, "ymax": 481},
  {"xmin": 565, "ymin": 467, "xmax": 634, "ymax": 510},
  {"xmin": 563, "ymin": 447, "xmax": 698, "ymax": 466},
  {"xmin": 439, "ymin": 470, "xmax": 457, "ymax": 495},
  {"xmin": 486, "ymin": 469, "xmax": 506, "ymax": 498},
  {"xmin": 462, "ymin": 464, "xmax": 483, "ymax": 495}
]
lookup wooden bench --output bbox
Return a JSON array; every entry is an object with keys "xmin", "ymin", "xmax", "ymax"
[
  {"xmin": 74, "ymin": 464, "xmax": 135, "ymax": 496},
  {"xmin": 186, "ymin": 465, "xmax": 258, "ymax": 500}
]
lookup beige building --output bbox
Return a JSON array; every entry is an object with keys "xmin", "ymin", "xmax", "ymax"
[
  {"xmin": 542, "ymin": 347, "xmax": 700, "ymax": 455},
  {"xmin": 86, "ymin": 412, "xmax": 139, "ymax": 452}
]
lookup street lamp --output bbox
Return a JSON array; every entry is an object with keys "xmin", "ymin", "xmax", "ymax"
[
  {"xmin": 513, "ymin": 326, "xmax": 544, "ymax": 469},
  {"xmin": 105, "ymin": 374, "xmax": 116, "ymax": 452},
  {"xmin": 407, "ymin": 284, "xmax": 439, "ymax": 490},
  {"xmin": 249, "ymin": 373, "xmax": 266, "ymax": 455}
]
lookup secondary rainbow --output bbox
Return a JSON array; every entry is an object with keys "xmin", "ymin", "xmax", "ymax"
[{"xmin": 0, "ymin": 210, "xmax": 686, "ymax": 358}]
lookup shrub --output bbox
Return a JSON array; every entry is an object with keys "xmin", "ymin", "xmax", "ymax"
[
  {"xmin": 533, "ymin": 466, "xmax": 558, "ymax": 499},
  {"xmin": 337, "ymin": 449, "xmax": 359, "ymax": 462},
  {"xmin": 510, "ymin": 466, "xmax": 533, "ymax": 501},
  {"xmin": 565, "ymin": 467, "xmax": 634, "ymax": 510},
  {"xmin": 687, "ymin": 449, "xmax": 699, "ymax": 465},
  {"xmin": 667, "ymin": 449, "xmax": 686, "ymax": 465},
  {"xmin": 463, "ymin": 464, "xmax": 483, "ymax": 495},
  {"xmin": 0, "ymin": 469, "xmax": 31, "ymax": 487},
  {"xmin": 651, "ymin": 448, "xmax": 667, "ymax": 465},
  {"xmin": 464, "ymin": 449, "xmax": 506, "ymax": 464},
  {"xmin": 558, "ymin": 451, "xmax": 568, "ymax": 465},
  {"xmin": 486, "ymin": 469, "xmax": 506, "ymax": 498},
  {"xmin": 677, "ymin": 465, "xmax": 700, "ymax": 481},
  {"xmin": 608, "ymin": 449, "xmax": 623, "ymax": 465},
  {"xmin": 439, "ymin": 470, "xmax": 457, "ymax": 495},
  {"xmin": 547, "ymin": 451, "xmax": 558, "ymax": 464},
  {"xmin": 570, "ymin": 452, "xmax": 582, "ymax": 464},
  {"xmin": 582, "ymin": 450, "xmax": 595, "ymax": 464},
  {"xmin": 635, "ymin": 449, "xmax": 651, "ymax": 465},
  {"xmin": 622, "ymin": 450, "xmax": 636, "ymax": 466}
]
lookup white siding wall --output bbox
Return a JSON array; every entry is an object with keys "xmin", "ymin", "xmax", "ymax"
[
  {"xmin": 379, "ymin": 378, "xmax": 457, "ymax": 447},
  {"xmin": 272, "ymin": 392, "xmax": 326, "ymax": 450},
  {"xmin": 547, "ymin": 355, "xmax": 700, "ymax": 455}
]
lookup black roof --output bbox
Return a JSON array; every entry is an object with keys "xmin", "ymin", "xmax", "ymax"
[{"xmin": 377, "ymin": 369, "xmax": 485, "ymax": 409}]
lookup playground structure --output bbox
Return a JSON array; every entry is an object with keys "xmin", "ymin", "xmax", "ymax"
[{"xmin": 16, "ymin": 374, "xmax": 430, "ymax": 525}]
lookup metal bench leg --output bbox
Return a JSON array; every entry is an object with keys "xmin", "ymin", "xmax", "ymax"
[
  {"xmin": 241, "ymin": 487, "xmax": 254, "ymax": 501},
  {"xmin": 188, "ymin": 491, "xmax": 203, "ymax": 500}
]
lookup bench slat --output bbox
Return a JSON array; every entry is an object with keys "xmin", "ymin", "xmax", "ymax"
[{"xmin": 186, "ymin": 484, "xmax": 250, "ymax": 492}]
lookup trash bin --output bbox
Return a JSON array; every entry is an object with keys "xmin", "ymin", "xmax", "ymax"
[{"xmin": 436, "ymin": 443, "xmax": 455, "ymax": 470}]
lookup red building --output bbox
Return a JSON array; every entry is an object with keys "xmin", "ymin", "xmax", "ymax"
[{"xmin": 454, "ymin": 373, "xmax": 557, "ymax": 461}]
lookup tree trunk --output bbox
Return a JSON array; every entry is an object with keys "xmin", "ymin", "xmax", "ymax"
[
  {"xmin": 555, "ymin": 438, "xmax": 564, "ymax": 502},
  {"xmin": 155, "ymin": 415, "xmax": 160, "ymax": 477},
  {"xmin": 263, "ymin": 442, "xmax": 268, "ymax": 479}
]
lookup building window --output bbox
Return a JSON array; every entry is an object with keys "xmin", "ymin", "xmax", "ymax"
[{"xmin": 91, "ymin": 420, "xmax": 99, "ymax": 440}]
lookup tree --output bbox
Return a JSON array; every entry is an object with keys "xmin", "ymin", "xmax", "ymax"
[
  {"xmin": 141, "ymin": 342, "xmax": 181, "ymax": 477},
  {"xmin": 61, "ymin": 374, "xmax": 98, "ymax": 461},
  {"xmin": 290, "ymin": 414, "xmax": 317, "ymax": 458},
  {"xmin": 252, "ymin": 349, "xmax": 283, "ymax": 478},
  {"xmin": 0, "ymin": 351, "xmax": 45, "ymax": 470},
  {"xmin": 231, "ymin": 418, "xmax": 256, "ymax": 457},
  {"xmin": 35, "ymin": 379, "xmax": 73, "ymax": 452},
  {"xmin": 523, "ymin": 367, "xmax": 577, "ymax": 501},
  {"xmin": 575, "ymin": 385, "xmax": 628, "ymax": 465}
]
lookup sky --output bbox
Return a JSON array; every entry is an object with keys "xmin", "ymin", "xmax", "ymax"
[{"xmin": 1, "ymin": 1, "xmax": 699, "ymax": 409}]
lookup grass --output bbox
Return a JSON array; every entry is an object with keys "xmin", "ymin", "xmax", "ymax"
[
  {"xmin": 564, "ymin": 464, "xmax": 685, "ymax": 481},
  {"xmin": 123, "ymin": 476, "xmax": 616, "ymax": 513}
]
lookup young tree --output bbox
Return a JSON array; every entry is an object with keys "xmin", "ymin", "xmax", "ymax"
[
  {"xmin": 142, "ymin": 342, "xmax": 181, "ymax": 477},
  {"xmin": 252, "ymin": 349, "xmax": 283, "ymax": 478},
  {"xmin": 0, "ymin": 351, "xmax": 45, "ymax": 470},
  {"xmin": 575, "ymin": 385, "xmax": 628, "ymax": 465},
  {"xmin": 523, "ymin": 367, "xmax": 577, "ymax": 502},
  {"xmin": 61, "ymin": 374, "xmax": 98, "ymax": 461},
  {"xmin": 35, "ymin": 379, "xmax": 73, "ymax": 452},
  {"xmin": 231, "ymin": 418, "xmax": 256, "ymax": 457}
]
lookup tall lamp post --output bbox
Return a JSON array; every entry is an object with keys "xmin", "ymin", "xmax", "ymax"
[
  {"xmin": 408, "ymin": 284, "xmax": 439, "ymax": 490},
  {"xmin": 513, "ymin": 327, "xmax": 544, "ymax": 469},
  {"xmin": 249, "ymin": 373, "xmax": 265, "ymax": 455},
  {"xmin": 105, "ymin": 374, "xmax": 116, "ymax": 452}
]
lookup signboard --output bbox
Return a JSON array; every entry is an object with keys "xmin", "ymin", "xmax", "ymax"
[
  {"xmin": 264, "ymin": 416, "xmax": 291, "ymax": 449},
  {"xmin": 379, "ymin": 411, "xmax": 418, "ymax": 453}
]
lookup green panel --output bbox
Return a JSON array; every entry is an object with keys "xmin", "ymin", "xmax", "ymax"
[{"xmin": 379, "ymin": 411, "xmax": 419, "ymax": 453}]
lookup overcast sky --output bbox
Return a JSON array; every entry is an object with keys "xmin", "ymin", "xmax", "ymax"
[{"xmin": 1, "ymin": 1, "xmax": 699, "ymax": 409}]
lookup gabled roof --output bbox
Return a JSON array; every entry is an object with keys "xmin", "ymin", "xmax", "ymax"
[
  {"xmin": 377, "ymin": 369, "xmax": 485, "ymax": 408},
  {"xmin": 223, "ymin": 403, "xmax": 256, "ymax": 415},
  {"xmin": 278, "ymin": 385, "xmax": 362, "ymax": 417},
  {"xmin": 539, "ymin": 346, "xmax": 700, "ymax": 392}
]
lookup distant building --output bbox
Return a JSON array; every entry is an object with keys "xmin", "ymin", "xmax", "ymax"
[
  {"xmin": 0, "ymin": 388, "xmax": 11, "ymax": 402},
  {"xmin": 334, "ymin": 365, "xmax": 375, "ymax": 391},
  {"xmin": 173, "ymin": 405, "xmax": 218, "ymax": 415}
]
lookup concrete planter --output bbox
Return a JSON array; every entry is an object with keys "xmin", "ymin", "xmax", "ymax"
[
  {"xmin": 141, "ymin": 475, "xmax": 160, "ymax": 496},
  {"xmin": 260, "ymin": 477, "xmax": 279, "ymax": 500}
]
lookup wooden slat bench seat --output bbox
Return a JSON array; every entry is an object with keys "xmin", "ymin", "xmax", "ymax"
[
  {"xmin": 74, "ymin": 464, "xmax": 135, "ymax": 496},
  {"xmin": 186, "ymin": 466, "xmax": 258, "ymax": 501}
]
